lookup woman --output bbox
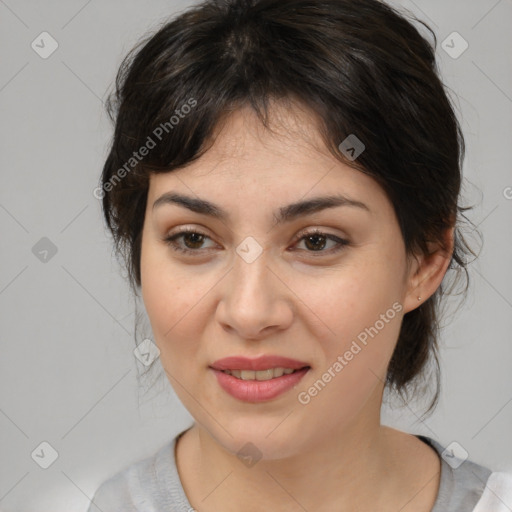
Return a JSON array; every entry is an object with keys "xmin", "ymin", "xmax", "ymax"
[{"xmin": 88, "ymin": 0, "xmax": 512, "ymax": 510}]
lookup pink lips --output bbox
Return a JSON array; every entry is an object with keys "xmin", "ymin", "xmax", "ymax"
[
  {"xmin": 209, "ymin": 355, "xmax": 310, "ymax": 402},
  {"xmin": 210, "ymin": 355, "xmax": 310, "ymax": 371}
]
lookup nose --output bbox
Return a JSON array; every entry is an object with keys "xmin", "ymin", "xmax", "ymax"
[{"xmin": 215, "ymin": 249, "xmax": 294, "ymax": 340}]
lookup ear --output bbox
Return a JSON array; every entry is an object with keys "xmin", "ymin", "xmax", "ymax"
[{"xmin": 402, "ymin": 226, "xmax": 455, "ymax": 314}]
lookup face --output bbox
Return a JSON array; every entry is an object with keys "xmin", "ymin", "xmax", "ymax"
[{"xmin": 140, "ymin": 102, "xmax": 421, "ymax": 460}]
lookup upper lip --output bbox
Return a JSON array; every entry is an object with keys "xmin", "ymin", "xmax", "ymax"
[{"xmin": 210, "ymin": 355, "xmax": 310, "ymax": 371}]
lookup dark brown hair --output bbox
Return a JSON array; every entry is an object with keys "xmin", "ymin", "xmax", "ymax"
[{"xmin": 99, "ymin": 0, "xmax": 479, "ymax": 415}]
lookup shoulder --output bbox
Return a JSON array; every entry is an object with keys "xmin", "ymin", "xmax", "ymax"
[
  {"xmin": 87, "ymin": 469, "xmax": 134, "ymax": 512},
  {"xmin": 86, "ymin": 443, "xmax": 170, "ymax": 512},
  {"xmin": 473, "ymin": 471, "xmax": 512, "ymax": 512},
  {"xmin": 418, "ymin": 435, "xmax": 512, "ymax": 512}
]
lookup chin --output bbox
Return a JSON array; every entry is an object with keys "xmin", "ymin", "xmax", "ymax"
[{"xmin": 203, "ymin": 417, "xmax": 311, "ymax": 462}]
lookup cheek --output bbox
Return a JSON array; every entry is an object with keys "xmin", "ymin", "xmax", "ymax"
[
  {"xmin": 308, "ymin": 261, "xmax": 404, "ymax": 387},
  {"xmin": 141, "ymin": 255, "xmax": 234, "ymax": 383},
  {"xmin": 312, "ymin": 260, "xmax": 403, "ymax": 335},
  {"xmin": 297, "ymin": 292, "xmax": 403, "ymax": 426},
  {"xmin": 140, "ymin": 247, "xmax": 201, "ymax": 359}
]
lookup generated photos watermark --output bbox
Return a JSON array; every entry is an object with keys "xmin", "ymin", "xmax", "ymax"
[
  {"xmin": 93, "ymin": 97, "xmax": 197, "ymax": 199},
  {"xmin": 297, "ymin": 301, "xmax": 403, "ymax": 405}
]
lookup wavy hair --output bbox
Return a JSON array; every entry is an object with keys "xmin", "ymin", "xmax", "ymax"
[{"xmin": 99, "ymin": 0, "xmax": 480, "ymax": 416}]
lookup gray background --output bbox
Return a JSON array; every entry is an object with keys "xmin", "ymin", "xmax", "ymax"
[{"xmin": 0, "ymin": 0, "xmax": 511, "ymax": 510}]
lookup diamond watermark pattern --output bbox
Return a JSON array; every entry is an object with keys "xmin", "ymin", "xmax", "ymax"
[
  {"xmin": 31, "ymin": 441, "xmax": 59, "ymax": 469},
  {"xmin": 134, "ymin": 338, "xmax": 160, "ymax": 366},
  {"xmin": 338, "ymin": 134, "xmax": 365, "ymax": 161},
  {"xmin": 31, "ymin": 32, "xmax": 59, "ymax": 59},
  {"xmin": 441, "ymin": 31, "xmax": 468, "ymax": 59},
  {"xmin": 236, "ymin": 236, "xmax": 263, "ymax": 264},
  {"xmin": 32, "ymin": 237, "xmax": 58, "ymax": 263},
  {"xmin": 237, "ymin": 442, "xmax": 263, "ymax": 468},
  {"xmin": 441, "ymin": 441, "xmax": 469, "ymax": 469}
]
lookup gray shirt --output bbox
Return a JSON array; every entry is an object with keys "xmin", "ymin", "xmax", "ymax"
[{"xmin": 87, "ymin": 429, "xmax": 494, "ymax": 511}]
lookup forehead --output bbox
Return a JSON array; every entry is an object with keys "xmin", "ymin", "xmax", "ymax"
[
  {"xmin": 146, "ymin": 103, "xmax": 389, "ymax": 218},
  {"xmin": 203, "ymin": 101, "xmax": 328, "ymax": 160}
]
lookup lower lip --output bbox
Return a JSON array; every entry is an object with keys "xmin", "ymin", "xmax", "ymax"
[{"xmin": 210, "ymin": 367, "xmax": 310, "ymax": 402}]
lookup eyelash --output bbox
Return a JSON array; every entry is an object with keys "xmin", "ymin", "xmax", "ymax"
[{"xmin": 163, "ymin": 227, "xmax": 349, "ymax": 257}]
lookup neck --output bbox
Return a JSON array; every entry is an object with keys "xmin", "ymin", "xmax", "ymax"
[{"xmin": 174, "ymin": 391, "xmax": 421, "ymax": 511}]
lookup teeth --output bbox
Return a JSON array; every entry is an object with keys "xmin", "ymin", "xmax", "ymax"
[
  {"xmin": 222, "ymin": 367, "xmax": 301, "ymax": 381},
  {"xmin": 271, "ymin": 368, "xmax": 284, "ymax": 378}
]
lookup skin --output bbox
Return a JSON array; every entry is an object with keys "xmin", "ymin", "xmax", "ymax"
[{"xmin": 140, "ymin": 100, "xmax": 454, "ymax": 511}]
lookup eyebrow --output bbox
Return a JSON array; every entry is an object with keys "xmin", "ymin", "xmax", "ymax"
[{"xmin": 152, "ymin": 192, "xmax": 370, "ymax": 224}]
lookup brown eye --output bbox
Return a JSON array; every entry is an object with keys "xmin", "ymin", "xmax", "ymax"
[
  {"xmin": 293, "ymin": 229, "xmax": 349, "ymax": 256},
  {"xmin": 163, "ymin": 228, "xmax": 215, "ymax": 254},
  {"xmin": 181, "ymin": 232, "xmax": 206, "ymax": 249},
  {"xmin": 303, "ymin": 233, "xmax": 328, "ymax": 251}
]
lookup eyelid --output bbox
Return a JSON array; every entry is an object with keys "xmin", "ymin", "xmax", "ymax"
[
  {"xmin": 163, "ymin": 225, "xmax": 349, "ymax": 257},
  {"xmin": 165, "ymin": 225, "xmax": 211, "ymax": 238},
  {"xmin": 292, "ymin": 226, "xmax": 345, "ymax": 243},
  {"xmin": 289, "ymin": 228, "xmax": 349, "ymax": 256},
  {"xmin": 163, "ymin": 226, "xmax": 217, "ymax": 249}
]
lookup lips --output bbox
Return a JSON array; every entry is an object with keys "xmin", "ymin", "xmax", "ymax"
[
  {"xmin": 209, "ymin": 355, "xmax": 311, "ymax": 402},
  {"xmin": 211, "ymin": 366, "xmax": 310, "ymax": 402},
  {"xmin": 210, "ymin": 355, "xmax": 310, "ymax": 372}
]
